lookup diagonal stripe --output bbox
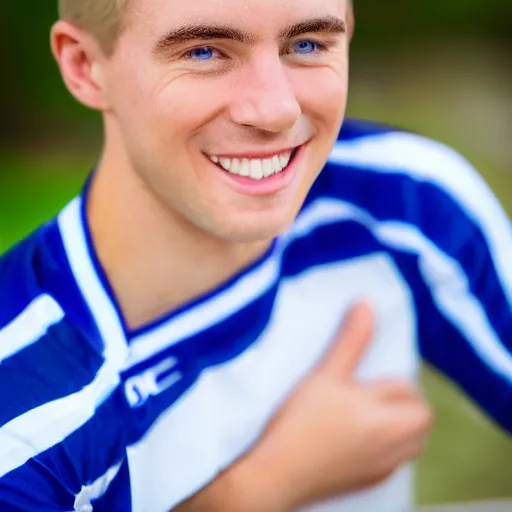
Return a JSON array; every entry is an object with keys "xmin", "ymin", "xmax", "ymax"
[
  {"xmin": 0, "ymin": 199, "xmax": 129, "ymax": 479},
  {"xmin": 0, "ymin": 362, "xmax": 121, "ymax": 478},
  {"xmin": 307, "ymin": 198, "xmax": 512, "ymax": 382},
  {"xmin": 329, "ymin": 132, "xmax": 512, "ymax": 308},
  {"xmin": 0, "ymin": 295, "xmax": 64, "ymax": 364},
  {"xmin": 74, "ymin": 460, "xmax": 123, "ymax": 511}
]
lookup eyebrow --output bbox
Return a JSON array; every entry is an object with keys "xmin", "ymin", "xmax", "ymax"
[
  {"xmin": 279, "ymin": 16, "xmax": 347, "ymax": 40},
  {"xmin": 154, "ymin": 26, "xmax": 253, "ymax": 55},
  {"xmin": 153, "ymin": 15, "xmax": 346, "ymax": 56}
]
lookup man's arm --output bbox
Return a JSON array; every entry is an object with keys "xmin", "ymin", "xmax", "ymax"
[{"xmin": 408, "ymin": 147, "xmax": 512, "ymax": 430}]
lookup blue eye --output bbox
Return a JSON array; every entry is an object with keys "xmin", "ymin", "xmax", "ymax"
[
  {"xmin": 188, "ymin": 47, "xmax": 215, "ymax": 60},
  {"xmin": 294, "ymin": 40, "xmax": 319, "ymax": 55}
]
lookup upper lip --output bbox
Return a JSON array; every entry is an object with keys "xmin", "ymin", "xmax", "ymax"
[{"xmin": 206, "ymin": 143, "xmax": 304, "ymax": 160}]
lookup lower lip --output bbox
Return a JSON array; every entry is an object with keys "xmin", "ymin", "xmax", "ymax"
[{"xmin": 207, "ymin": 145, "xmax": 305, "ymax": 197}]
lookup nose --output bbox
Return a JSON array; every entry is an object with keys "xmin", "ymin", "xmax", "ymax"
[{"xmin": 229, "ymin": 54, "xmax": 302, "ymax": 133}]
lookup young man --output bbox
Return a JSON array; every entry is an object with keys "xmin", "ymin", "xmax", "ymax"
[{"xmin": 0, "ymin": 0, "xmax": 510, "ymax": 511}]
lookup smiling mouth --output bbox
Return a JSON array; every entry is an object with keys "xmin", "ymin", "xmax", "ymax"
[{"xmin": 206, "ymin": 146, "xmax": 301, "ymax": 180}]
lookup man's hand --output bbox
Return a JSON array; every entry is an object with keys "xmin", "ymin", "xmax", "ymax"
[{"xmin": 176, "ymin": 303, "xmax": 434, "ymax": 511}]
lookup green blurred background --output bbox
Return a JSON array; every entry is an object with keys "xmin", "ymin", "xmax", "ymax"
[{"xmin": 1, "ymin": 1, "xmax": 511, "ymax": 506}]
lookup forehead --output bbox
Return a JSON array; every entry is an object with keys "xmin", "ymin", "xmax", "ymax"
[{"xmin": 130, "ymin": 0, "xmax": 347, "ymax": 36}]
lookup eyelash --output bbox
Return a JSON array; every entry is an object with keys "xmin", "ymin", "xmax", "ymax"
[{"xmin": 182, "ymin": 39, "xmax": 329, "ymax": 62}]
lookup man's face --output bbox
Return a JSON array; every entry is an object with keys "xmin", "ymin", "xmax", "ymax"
[{"xmin": 101, "ymin": 0, "xmax": 350, "ymax": 243}]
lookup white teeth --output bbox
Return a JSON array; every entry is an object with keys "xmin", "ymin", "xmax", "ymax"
[
  {"xmin": 209, "ymin": 149, "xmax": 294, "ymax": 180},
  {"xmin": 250, "ymin": 159, "xmax": 264, "ymax": 180},
  {"xmin": 272, "ymin": 155, "xmax": 282, "ymax": 173},
  {"xmin": 220, "ymin": 158, "xmax": 231, "ymax": 171},
  {"xmin": 279, "ymin": 152, "xmax": 291, "ymax": 169},
  {"xmin": 240, "ymin": 159, "xmax": 250, "ymax": 176},
  {"xmin": 262, "ymin": 159, "xmax": 273, "ymax": 178},
  {"xmin": 231, "ymin": 158, "xmax": 241, "ymax": 174}
]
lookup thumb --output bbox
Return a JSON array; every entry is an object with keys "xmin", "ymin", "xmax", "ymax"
[{"xmin": 319, "ymin": 301, "xmax": 375, "ymax": 380}]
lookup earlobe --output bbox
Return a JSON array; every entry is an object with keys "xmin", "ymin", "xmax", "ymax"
[{"xmin": 51, "ymin": 21, "xmax": 106, "ymax": 111}]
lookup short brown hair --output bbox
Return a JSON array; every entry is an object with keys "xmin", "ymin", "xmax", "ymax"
[{"xmin": 58, "ymin": 0, "xmax": 129, "ymax": 54}]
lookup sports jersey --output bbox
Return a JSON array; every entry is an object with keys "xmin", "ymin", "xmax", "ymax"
[{"xmin": 0, "ymin": 118, "xmax": 511, "ymax": 512}]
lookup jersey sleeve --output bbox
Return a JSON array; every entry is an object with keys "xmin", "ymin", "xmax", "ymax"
[
  {"xmin": 410, "ymin": 146, "xmax": 512, "ymax": 431},
  {"xmin": 0, "ymin": 254, "xmax": 106, "ymax": 511},
  {"xmin": 0, "ymin": 333, "xmax": 81, "ymax": 512},
  {"xmin": 0, "ymin": 306, "xmax": 128, "ymax": 511},
  {"xmin": 0, "ymin": 459, "xmax": 76, "ymax": 512}
]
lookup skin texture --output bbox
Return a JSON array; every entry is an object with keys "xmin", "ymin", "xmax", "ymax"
[{"xmin": 51, "ymin": 0, "xmax": 353, "ymax": 328}]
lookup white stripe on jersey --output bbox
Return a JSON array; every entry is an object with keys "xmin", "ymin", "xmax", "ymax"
[
  {"xmin": 58, "ymin": 199, "xmax": 129, "ymax": 373},
  {"xmin": 0, "ymin": 362, "xmax": 120, "ymax": 478},
  {"xmin": 74, "ymin": 460, "xmax": 123, "ymax": 512},
  {"xmin": 309, "ymin": 198, "xmax": 512, "ymax": 381},
  {"xmin": 0, "ymin": 201, "xmax": 130, "ymax": 479},
  {"xmin": 330, "ymin": 132, "xmax": 512, "ymax": 307},
  {"xmin": 0, "ymin": 295, "xmax": 64, "ymax": 364}
]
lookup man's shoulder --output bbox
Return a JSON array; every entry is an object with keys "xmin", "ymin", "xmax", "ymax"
[
  {"xmin": 303, "ymin": 117, "xmax": 507, "ymax": 254},
  {"xmin": 315, "ymin": 117, "xmax": 492, "ymax": 217},
  {"xmin": 336, "ymin": 117, "xmax": 403, "ymax": 142},
  {"xmin": 332, "ymin": 117, "xmax": 479, "ymax": 185},
  {"xmin": 0, "ymin": 216, "xmax": 107, "ymax": 465},
  {"xmin": 0, "ymin": 224, "xmax": 58, "ymax": 331}
]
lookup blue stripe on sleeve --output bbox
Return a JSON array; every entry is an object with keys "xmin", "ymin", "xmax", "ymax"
[
  {"xmin": 391, "ymin": 249, "xmax": 512, "ymax": 431},
  {"xmin": 0, "ymin": 387, "xmax": 131, "ymax": 511},
  {"xmin": 0, "ymin": 321, "xmax": 104, "ymax": 428},
  {"xmin": 338, "ymin": 118, "xmax": 402, "ymax": 142},
  {"xmin": 318, "ymin": 163, "xmax": 512, "ymax": 352}
]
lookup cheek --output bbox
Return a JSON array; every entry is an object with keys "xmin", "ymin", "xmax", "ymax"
[
  {"xmin": 156, "ymin": 86, "xmax": 221, "ymax": 132},
  {"xmin": 291, "ymin": 68, "xmax": 349, "ymax": 128},
  {"xmin": 149, "ymin": 67, "xmax": 235, "ymax": 132}
]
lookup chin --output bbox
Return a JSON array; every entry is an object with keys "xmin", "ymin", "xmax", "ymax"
[
  {"xmin": 219, "ymin": 225, "xmax": 287, "ymax": 244},
  {"xmin": 211, "ymin": 214, "xmax": 294, "ymax": 244}
]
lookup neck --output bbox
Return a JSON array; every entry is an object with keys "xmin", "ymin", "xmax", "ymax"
[{"xmin": 87, "ymin": 149, "xmax": 271, "ymax": 331}]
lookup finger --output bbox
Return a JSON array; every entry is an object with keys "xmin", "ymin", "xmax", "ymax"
[
  {"xmin": 319, "ymin": 301, "xmax": 375, "ymax": 380},
  {"xmin": 365, "ymin": 380, "xmax": 420, "ymax": 402},
  {"xmin": 383, "ymin": 401, "xmax": 435, "ymax": 439}
]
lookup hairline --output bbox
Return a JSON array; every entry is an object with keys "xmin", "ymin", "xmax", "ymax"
[{"xmin": 59, "ymin": 0, "xmax": 353, "ymax": 56}]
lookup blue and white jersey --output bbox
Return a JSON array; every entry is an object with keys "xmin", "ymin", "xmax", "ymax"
[{"xmin": 0, "ymin": 118, "xmax": 511, "ymax": 512}]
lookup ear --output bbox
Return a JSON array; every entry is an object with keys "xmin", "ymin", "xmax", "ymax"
[{"xmin": 51, "ymin": 21, "xmax": 107, "ymax": 111}]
